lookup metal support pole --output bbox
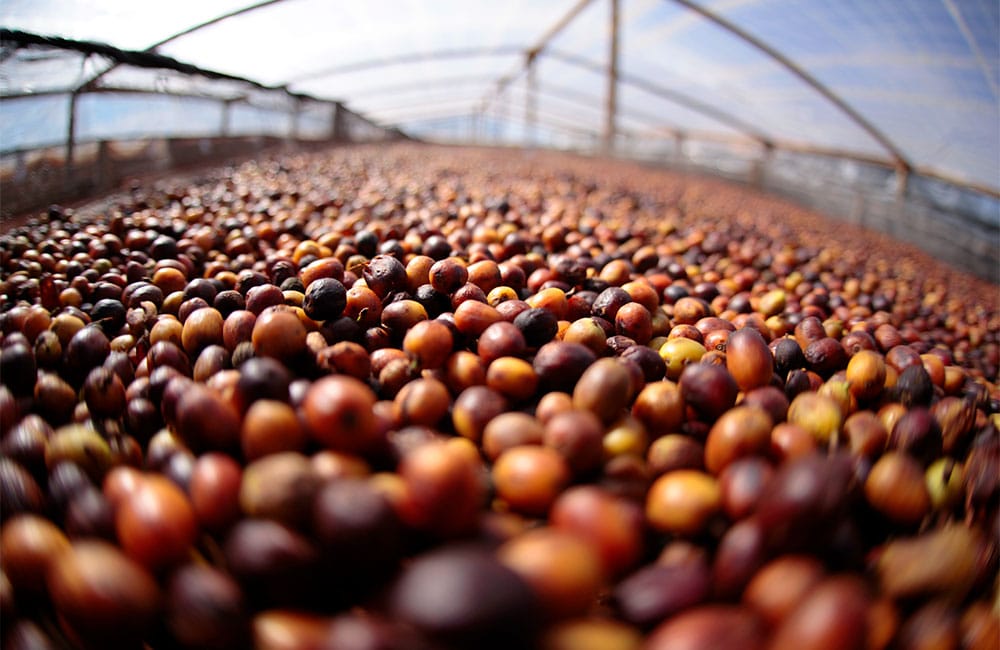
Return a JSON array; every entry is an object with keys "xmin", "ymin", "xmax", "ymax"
[
  {"xmin": 497, "ymin": 92, "xmax": 507, "ymax": 144},
  {"xmin": 221, "ymin": 99, "xmax": 233, "ymax": 138},
  {"xmin": 479, "ymin": 0, "xmax": 594, "ymax": 118},
  {"xmin": 526, "ymin": 54, "xmax": 538, "ymax": 147},
  {"xmin": 332, "ymin": 101, "xmax": 347, "ymax": 141},
  {"xmin": 895, "ymin": 163, "xmax": 910, "ymax": 199},
  {"xmin": 603, "ymin": 0, "xmax": 620, "ymax": 155},
  {"xmin": 752, "ymin": 142, "xmax": 774, "ymax": 189},
  {"xmin": 65, "ymin": 91, "xmax": 79, "ymax": 187},
  {"xmin": 290, "ymin": 98, "xmax": 302, "ymax": 142}
]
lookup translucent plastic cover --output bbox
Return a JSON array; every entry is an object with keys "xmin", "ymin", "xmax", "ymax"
[{"xmin": 2, "ymin": 0, "xmax": 997, "ymax": 191}]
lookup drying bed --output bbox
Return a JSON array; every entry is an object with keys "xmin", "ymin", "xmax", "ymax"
[{"xmin": 0, "ymin": 143, "xmax": 997, "ymax": 649}]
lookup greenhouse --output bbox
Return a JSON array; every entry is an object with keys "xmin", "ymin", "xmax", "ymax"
[
  {"xmin": 3, "ymin": 0, "xmax": 998, "ymax": 275},
  {"xmin": 0, "ymin": 2, "xmax": 998, "ymax": 649}
]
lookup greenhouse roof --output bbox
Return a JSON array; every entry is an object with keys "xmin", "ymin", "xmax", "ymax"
[{"xmin": 2, "ymin": 0, "xmax": 998, "ymax": 193}]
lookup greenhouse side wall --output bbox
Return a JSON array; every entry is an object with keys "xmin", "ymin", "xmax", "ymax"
[
  {"xmin": 630, "ymin": 144, "xmax": 1000, "ymax": 283},
  {"xmin": 757, "ymin": 155, "xmax": 999, "ymax": 283},
  {"xmin": 1, "ymin": 129, "xmax": 406, "ymax": 222},
  {"xmin": 2, "ymin": 133, "xmax": 996, "ymax": 282},
  {"xmin": 1, "ymin": 137, "xmax": 294, "ymax": 218}
]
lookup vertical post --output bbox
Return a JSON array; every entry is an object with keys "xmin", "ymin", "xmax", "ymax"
[
  {"xmin": 65, "ymin": 91, "xmax": 79, "ymax": 187},
  {"xmin": 752, "ymin": 142, "xmax": 774, "ymax": 189},
  {"xmin": 525, "ymin": 51, "xmax": 538, "ymax": 147},
  {"xmin": 894, "ymin": 163, "xmax": 909, "ymax": 199},
  {"xmin": 221, "ymin": 99, "xmax": 233, "ymax": 137},
  {"xmin": 497, "ymin": 91, "xmax": 507, "ymax": 144},
  {"xmin": 332, "ymin": 102, "xmax": 347, "ymax": 141},
  {"xmin": 290, "ymin": 98, "xmax": 302, "ymax": 143},
  {"xmin": 603, "ymin": 0, "xmax": 620, "ymax": 155},
  {"xmin": 673, "ymin": 132, "xmax": 685, "ymax": 167},
  {"xmin": 96, "ymin": 140, "xmax": 110, "ymax": 192},
  {"xmin": 479, "ymin": 104, "xmax": 488, "ymax": 144}
]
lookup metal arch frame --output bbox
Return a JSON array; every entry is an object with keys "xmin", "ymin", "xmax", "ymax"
[
  {"xmin": 541, "ymin": 49, "xmax": 774, "ymax": 144},
  {"xmin": 286, "ymin": 47, "xmax": 525, "ymax": 85},
  {"xmin": 367, "ymin": 91, "xmax": 606, "ymax": 135},
  {"xmin": 399, "ymin": 107, "xmax": 608, "ymax": 142},
  {"xmin": 940, "ymin": 0, "xmax": 999, "ymax": 100},
  {"xmin": 668, "ymin": 0, "xmax": 913, "ymax": 176},
  {"xmin": 471, "ymin": 0, "xmax": 778, "ymax": 148},
  {"xmin": 477, "ymin": 0, "xmax": 599, "ymax": 129},
  {"xmin": 336, "ymin": 75, "xmax": 649, "ymax": 141},
  {"xmin": 364, "ymin": 95, "xmax": 488, "ymax": 120},
  {"xmin": 145, "ymin": 0, "xmax": 288, "ymax": 52},
  {"xmin": 340, "ymin": 74, "xmax": 501, "ymax": 99},
  {"xmin": 77, "ymin": 0, "xmax": 290, "ymax": 92},
  {"xmin": 22, "ymin": 1, "xmax": 298, "ymax": 180},
  {"xmin": 135, "ymin": 0, "xmax": 911, "ymax": 177},
  {"xmin": 510, "ymin": 80, "xmax": 658, "ymax": 129},
  {"xmin": 488, "ymin": 79, "xmax": 697, "ymax": 139},
  {"xmin": 404, "ymin": 106, "xmax": 713, "ymax": 150},
  {"xmin": 472, "ymin": 0, "xmax": 915, "ymax": 184},
  {"xmin": 6, "ymin": 0, "xmax": 996, "ymax": 197},
  {"xmin": 0, "ymin": 26, "xmax": 318, "ymax": 180}
]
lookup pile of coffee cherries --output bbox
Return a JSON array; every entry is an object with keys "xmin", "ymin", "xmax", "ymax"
[{"xmin": 0, "ymin": 144, "xmax": 997, "ymax": 649}]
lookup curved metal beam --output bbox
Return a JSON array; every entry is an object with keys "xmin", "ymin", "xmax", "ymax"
[
  {"xmin": 287, "ymin": 47, "xmax": 524, "ymax": 85},
  {"xmin": 364, "ymin": 95, "xmax": 482, "ymax": 118},
  {"xmin": 482, "ymin": 0, "xmax": 596, "ymax": 108},
  {"xmin": 526, "ymin": 80, "xmax": 688, "ymax": 131},
  {"xmin": 356, "ymin": 76, "xmax": 661, "ymax": 136},
  {"xmin": 405, "ymin": 108, "xmax": 604, "ymax": 141},
  {"xmin": 941, "ymin": 0, "xmax": 999, "ymax": 100},
  {"xmin": 525, "ymin": 0, "xmax": 596, "ymax": 60},
  {"xmin": 668, "ymin": 0, "xmax": 912, "ymax": 171},
  {"xmin": 545, "ymin": 49, "xmax": 774, "ymax": 144},
  {"xmin": 76, "ymin": 2, "xmax": 290, "ymax": 93},
  {"xmin": 146, "ymin": 0, "xmax": 288, "ymax": 51},
  {"xmin": 342, "ymin": 74, "xmax": 497, "ymax": 99}
]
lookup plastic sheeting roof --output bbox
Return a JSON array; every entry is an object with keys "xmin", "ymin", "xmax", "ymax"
[{"xmin": 2, "ymin": 0, "xmax": 998, "ymax": 192}]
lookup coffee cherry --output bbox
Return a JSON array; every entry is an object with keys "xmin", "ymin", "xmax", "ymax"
[
  {"xmin": 302, "ymin": 375, "xmax": 378, "ymax": 453},
  {"xmin": 865, "ymin": 452, "xmax": 931, "ymax": 525},
  {"xmin": 646, "ymin": 470, "xmax": 721, "ymax": 536},
  {"xmin": 116, "ymin": 474, "xmax": 197, "ymax": 569},
  {"xmin": 726, "ymin": 328, "xmax": 774, "ymax": 392},
  {"xmin": 679, "ymin": 363, "xmax": 738, "ymax": 423},
  {"xmin": 768, "ymin": 575, "xmax": 871, "ymax": 650},
  {"xmin": 704, "ymin": 406, "xmax": 772, "ymax": 475},
  {"xmin": 645, "ymin": 606, "xmax": 765, "ymax": 650},
  {"xmin": 390, "ymin": 546, "xmax": 540, "ymax": 649},
  {"xmin": 302, "ymin": 277, "xmax": 347, "ymax": 321},
  {"xmin": 550, "ymin": 486, "xmax": 644, "ymax": 577},
  {"xmin": 398, "ymin": 439, "xmax": 485, "ymax": 538},
  {"xmin": 499, "ymin": 527, "xmax": 604, "ymax": 619},
  {"xmin": 47, "ymin": 541, "xmax": 161, "ymax": 646},
  {"xmin": 1, "ymin": 514, "xmax": 70, "ymax": 597},
  {"xmin": 493, "ymin": 445, "xmax": 571, "ymax": 516},
  {"xmin": 574, "ymin": 358, "xmax": 633, "ymax": 425}
]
